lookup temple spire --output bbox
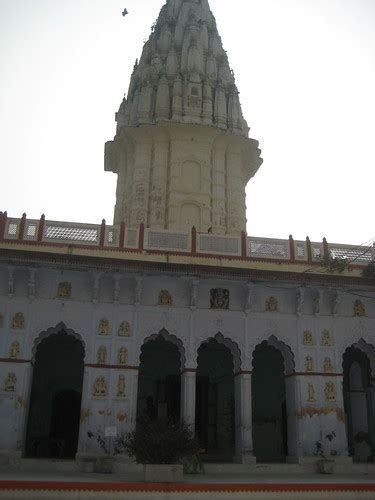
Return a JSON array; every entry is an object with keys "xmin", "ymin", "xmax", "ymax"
[{"xmin": 116, "ymin": 0, "xmax": 248, "ymax": 136}]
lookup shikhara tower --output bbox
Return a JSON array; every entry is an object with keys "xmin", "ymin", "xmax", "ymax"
[{"xmin": 105, "ymin": 0, "xmax": 262, "ymax": 235}]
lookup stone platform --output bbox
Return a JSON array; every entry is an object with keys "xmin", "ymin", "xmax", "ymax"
[{"xmin": 1, "ymin": 463, "xmax": 375, "ymax": 500}]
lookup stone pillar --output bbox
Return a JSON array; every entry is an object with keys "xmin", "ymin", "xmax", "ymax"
[
  {"xmin": 180, "ymin": 369, "xmax": 196, "ymax": 432},
  {"xmin": 367, "ymin": 386, "xmax": 375, "ymax": 460},
  {"xmin": 234, "ymin": 372, "xmax": 255, "ymax": 464},
  {"xmin": 128, "ymin": 368, "xmax": 139, "ymax": 431},
  {"xmin": 284, "ymin": 376, "xmax": 303, "ymax": 462}
]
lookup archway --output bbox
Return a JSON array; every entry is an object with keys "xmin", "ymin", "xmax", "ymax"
[
  {"xmin": 25, "ymin": 329, "xmax": 84, "ymax": 458},
  {"xmin": 343, "ymin": 345, "xmax": 375, "ymax": 462},
  {"xmin": 196, "ymin": 337, "xmax": 235, "ymax": 459},
  {"xmin": 252, "ymin": 341, "xmax": 288, "ymax": 462},
  {"xmin": 137, "ymin": 332, "xmax": 182, "ymax": 422}
]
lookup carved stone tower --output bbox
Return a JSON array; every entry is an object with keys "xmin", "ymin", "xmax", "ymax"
[{"xmin": 105, "ymin": 0, "xmax": 262, "ymax": 235}]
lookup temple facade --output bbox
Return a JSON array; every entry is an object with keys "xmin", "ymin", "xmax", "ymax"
[{"xmin": 0, "ymin": 0, "xmax": 374, "ymax": 471}]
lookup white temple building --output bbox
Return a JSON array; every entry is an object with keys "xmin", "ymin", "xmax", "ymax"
[{"xmin": 0, "ymin": 0, "xmax": 374, "ymax": 471}]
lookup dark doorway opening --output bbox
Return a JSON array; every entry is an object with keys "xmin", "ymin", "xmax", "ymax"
[
  {"xmin": 343, "ymin": 346, "xmax": 374, "ymax": 462},
  {"xmin": 196, "ymin": 339, "xmax": 235, "ymax": 460},
  {"xmin": 252, "ymin": 342, "xmax": 288, "ymax": 462},
  {"xmin": 137, "ymin": 334, "xmax": 181, "ymax": 422},
  {"xmin": 25, "ymin": 330, "xmax": 84, "ymax": 458}
]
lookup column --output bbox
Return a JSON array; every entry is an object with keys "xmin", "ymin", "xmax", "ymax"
[
  {"xmin": 234, "ymin": 372, "xmax": 255, "ymax": 464},
  {"xmin": 128, "ymin": 368, "xmax": 139, "ymax": 431},
  {"xmin": 180, "ymin": 369, "xmax": 196, "ymax": 432}
]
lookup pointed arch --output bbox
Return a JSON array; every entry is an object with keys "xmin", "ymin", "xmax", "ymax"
[
  {"xmin": 31, "ymin": 322, "xmax": 86, "ymax": 363},
  {"xmin": 345, "ymin": 338, "xmax": 375, "ymax": 380},
  {"xmin": 252, "ymin": 335, "xmax": 295, "ymax": 376},
  {"xmin": 142, "ymin": 327, "xmax": 186, "ymax": 371},
  {"xmin": 199, "ymin": 331, "xmax": 241, "ymax": 374}
]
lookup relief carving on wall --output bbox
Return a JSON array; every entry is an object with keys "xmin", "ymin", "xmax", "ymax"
[
  {"xmin": 354, "ymin": 300, "xmax": 366, "ymax": 317},
  {"xmin": 321, "ymin": 329, "xmax": 332, "ymax": 347},
  {"xmin": 11, "ymin": 312, "xmax": 24, "ymax": 330},
  {"xmin": 116, "ymin": 411, "xmax": 127, "ymax": 422},
  {"xmin": 159, "ymin": 290, "xmax": 173, "ymax": 306},
  {"xmin": 117, "ymin": 375, "xmax": 126, "ymax": 397},
  {"xmin": 324, "ymin": 382, "xmax": 336, "ymax": 402},
  {"xmin": 98, "ymin": 318, "xmax": 109, "ymax": 336},
  {"xmin": 323, "ymin": 357, "xmax": 333, "ymax": 373},
  {"xmin": 4, "ymin": 373, "xmax": 17, "ymax": 392},
  {"xmin": 97, "ymin": 346, "xmax": 107, "ymax": 365},
  {"xmin": 93, "ymin": 377, "xmax": 107, "ymax": 397},
  {"xmin": 118, "ymin": 347, "xmax": 128, "ymax": 365},
  {"xmin": 118, "ymin": 321, "xmax": 131, "ymax": 337},
  {"xmin": 9, "ymin": 341, "xmax": 20, "ymax": 359},
  {"xmin": 307, "ymin": 383, "xmax": 316, "ymax": 402},
  {"xmin": 305, "ymin": 356, "xmax": 314, "ymax": 372},
  {"xmin": 303, "ymin": 330, "xmax": 314, "ymax": 346},
  {"xmin": 210, "ymin": 288, "xmax": 229, "ymax": 310},
  {"xmin": 265, "ymin": 296, "xmax": 278, "ymax": 312},
  {"xmin": 57, "ymin": 281, "xmax": 71, "ymax": 299}
]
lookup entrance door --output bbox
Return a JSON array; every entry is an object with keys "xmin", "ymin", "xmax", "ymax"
[
  {"xmin": 25, "ymin": 331, "xmax": 84, "ymax": 458},
  {"xmin": 196, "ymin": 340, "xmax": 235, "ymax": 459},
  {"xmin": 343, "ymin": 347, "xmax": 374, "ymax": 462},
  {"xmin": 137, "ymin": 334, "xmax": 181, "ymax": 422},
  {"xmin": 252, "ymin": 342, "xmax": 287, "ymax": 462}
]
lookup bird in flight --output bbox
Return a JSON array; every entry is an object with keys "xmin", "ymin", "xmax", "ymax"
[{"xmin": 122, "ymin": 8, "xmax": 128, "ymax": 16}]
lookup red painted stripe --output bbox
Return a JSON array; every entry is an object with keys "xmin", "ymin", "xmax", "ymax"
[{"xmin": 0, "ymin": 481, "xmax": 375, "ymax": 493}]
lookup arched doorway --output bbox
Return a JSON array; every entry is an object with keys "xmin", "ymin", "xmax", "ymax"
[
  {"xmin": 137, "ymin": 333, "xmax": 182, "ymax": 422},
  {"xmin": 252, "ymin": 341, "xmax": 288, "ymax": 462},
  {"xmin": 343, "ymin": 346, "xmax": 375, "ymax": 462},
  {"xmin": 196, "ymin": 338, "xmax": 235, "ymax": 459},
  {"xmin": 25, "ymin": 330, "xmax": 84, "ymax": 458}
]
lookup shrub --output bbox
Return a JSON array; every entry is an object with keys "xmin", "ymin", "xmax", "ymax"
[{"xmin": 119, "ymin": 418, "xmax": 199, "ymax": 464}]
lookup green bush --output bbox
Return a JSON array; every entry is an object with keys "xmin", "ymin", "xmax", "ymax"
[{"xmin": 119, "ymin": 418, "xmax": 199, "ymax": 464}]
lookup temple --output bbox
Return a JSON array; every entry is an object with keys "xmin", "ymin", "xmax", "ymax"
[{"xmin": 0, "ymin": 0, "xmax": 374, "ymax": 473}]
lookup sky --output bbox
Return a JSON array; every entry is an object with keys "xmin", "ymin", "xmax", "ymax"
[{"xmin": 0, "ymin": 0, "xmax": 374, "ymax": 246}]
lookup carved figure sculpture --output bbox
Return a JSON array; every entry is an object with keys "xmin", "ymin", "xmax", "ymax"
[
  {"xmin": 159, "ymin": 289, "xmax": 173, "ymax": 306},
  {"xmin": 305, "ymin": 356, "xmax": 314, "ymax": 372},
  {"xmin": 98, "ymin": 318, "xmax": 109, "ymax": 336},
  {"xmin": 323, "ymin": 357, "xmax": 333, "ymax": 373},
  {"xmin": 118, "ymin": 347, "xmax": 128, "ymax": 365},
  {"xmin": 93, "ymin": 377, "xmax": 107, "ymax": 396},
  {"xmin": 307, "ymin": 383, "xmax": 316, "ymax": 402},
  {"xmin": 11, "ymin": 312, "xmax": 24, "ymax": 330},
  {"xmin": 296, "ymin": 287, "xmax": 304, "ymax": 316},
  {"xmin": 303, "ymin": 330, "xmax": 314, "ymax": 346},
  {"xmin": 118, "ymin": 321, "xmax": 130, "ymax": 337},
  {"xmin": 210, "ymin": 288, "xmax": 229, "ymax": 309},
  {"xmin": 354, "ymin": 300, "xmax": 366, "ymax": 317},
  {"xmin": 321, "ymin": 329, "xmax": 332, "ymax": 347},
  {"xmin": 97, "ymin": 346, "xmax": 107, "ymax": 364},
  {"xmin": 324, "ymin": 382, "xmax": 336, "ymax": 402},
  {"xmin": 9, "ymin": 341, "xmax": 20, "ymax": 359},
  {"xmin": 4, "ymin": 373, "xmax": 16, "ymax": 392},
  {"xmin": 266, "ymin": 296, "xmax": 278, "ymax": 312},
  {"xmin": 117, "ymin": 375, "xmax": 126, "ymax": 397},
  {"xmin": 57, "ymin": 281, "xmax": 71, "ymax": 299}
]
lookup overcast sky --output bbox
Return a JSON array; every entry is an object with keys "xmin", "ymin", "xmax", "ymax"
[{"xmin": 0, "ymin": 0, "xmax": 374, "ymax": 246}]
